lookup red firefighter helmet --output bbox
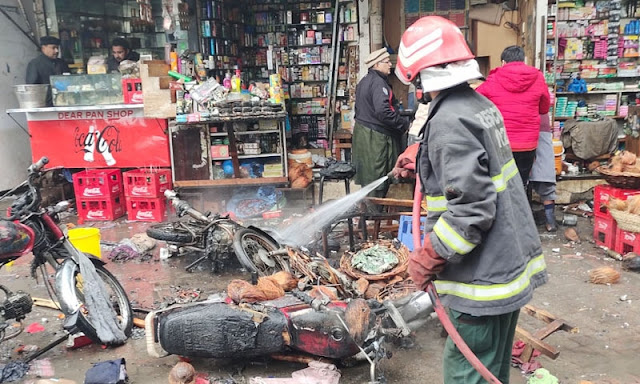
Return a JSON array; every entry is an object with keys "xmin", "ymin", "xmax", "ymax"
[{"xmin": 395, "ymin": 16, "xmax": 475, "ymax": 85}]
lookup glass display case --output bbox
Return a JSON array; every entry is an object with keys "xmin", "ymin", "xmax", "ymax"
[{"xmin": 50, "ymin": 74, "xmax": 124, "ymax": 106}]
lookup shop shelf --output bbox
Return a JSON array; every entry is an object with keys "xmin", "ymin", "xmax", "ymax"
[
  {"xmin": 235, "ymin": 130, "xmax": 280, "ymax": 135},
  {"xmin": 238, "ymin": 153, "xmax": 282, "ymax": 159},
  {"xmin": 174, "ymin": 177, "xmax": 289, "ymax": 188},
  {"xmin": 288, "ymin": 43, "xmax": 330, "ymax": 48}
]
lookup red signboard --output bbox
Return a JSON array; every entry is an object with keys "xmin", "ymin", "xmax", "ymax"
[{"xmin": 27, "ymin": 110, "xmax": 170, "ymax": 168}]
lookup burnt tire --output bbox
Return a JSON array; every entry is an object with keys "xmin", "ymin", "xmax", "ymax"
[
  {"xmin": 71, "ymin": 259, "xmax": 133, "ymax": 344},
  {"xmin": 233, "ymin": 228, "xmax": 288, "ymax": 276},
  {"xmin": 146, "ymin": 222, "xmax": 195, "ymax": 243}
]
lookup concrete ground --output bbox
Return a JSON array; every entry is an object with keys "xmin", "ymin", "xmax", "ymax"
[{"xmin": 1, "ymin": 185, "xmax": 640, "ymax": 383}]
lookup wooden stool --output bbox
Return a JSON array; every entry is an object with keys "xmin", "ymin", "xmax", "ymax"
[
  {"xmin": 515, "ymin": 304, "xmax": 578, "ymax": 363},
  {"xmin": 318, "ymin": 173, "xmax": 355, "ymax": 253},
  {"xmin": 334, "ymin": 130, "xmax": 352, "ymax": 161}
]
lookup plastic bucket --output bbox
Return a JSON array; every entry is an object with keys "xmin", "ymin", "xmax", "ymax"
[
  {"xmin": 14, "ymin": 84, "xmax": 49, "ymax": 108},
  {"xmin": 68, "ymin": 228, "xmax": 101, "ymax": 258},
  {"xmin": 552, "ymin": 140, "xmax": 564, "ymax": 156}
]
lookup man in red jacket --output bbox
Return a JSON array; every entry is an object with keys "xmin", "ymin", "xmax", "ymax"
[{"xmin": 476, "ymin": 46, "xmax": 550, "ymax": 187}]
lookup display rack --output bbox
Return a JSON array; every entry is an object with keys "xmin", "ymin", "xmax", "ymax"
[
  {"xmin": 54, "ymin": 0, "xmax": 166, "ymax": 67},
  {"xmin": 546, "ymin": 0, "xmax": 640, "ymax": 142},
  {"xmin": 170, "ymin": 114, "xmax": 289, "ymax": 188}
]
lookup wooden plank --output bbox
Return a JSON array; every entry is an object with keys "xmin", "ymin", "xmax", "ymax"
[
  {"xmin": 175, "ymin": 177, "xmax": 289, "ymax": 188},
  {"xmin": 32, "ymin": 297, "xmax": 61, "ymax": 310},
  {"xmin": 533, "ymin": 319, "xmax": 566, "ymax": 340},
  {"xmin": 515, "ymin": 326, "xmax": 560, "ymax": 360},
  {"xmin": 522, "ymin": 305, "xmax": 577, "ymax": 333},
  {"xmin": 365, "ymin": 197, "xmax": 415, "ymax": 207}
]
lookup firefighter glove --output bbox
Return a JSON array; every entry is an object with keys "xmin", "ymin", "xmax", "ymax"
[{"xmin": 408, "ymin": 235, "xmax": 446, "ymax": 290}]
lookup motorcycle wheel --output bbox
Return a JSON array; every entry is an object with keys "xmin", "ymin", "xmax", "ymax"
[
  {"xmin": 71, "ymin": 260, "xmax": 133, "ymax": 344},
  {"xmin": 233, "ymin": 228, "xmax": 290, "ymax": 276},
  {"xmin": 146, "ymin": 222, "xmax": 196, "ymax": 243}
]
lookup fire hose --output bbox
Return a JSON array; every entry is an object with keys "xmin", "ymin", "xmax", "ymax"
[{"xmin": 409, "ymin": 171, "xmax": 502, "ymax": 384}]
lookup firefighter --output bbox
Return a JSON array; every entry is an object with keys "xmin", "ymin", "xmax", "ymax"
[
  {"xmin": 392, "ymin": 16, "xmax": 548, "ymax": 383},
  {"xmin": 353, "ymin": 48, "xmax": 409, "ymax": 197}
]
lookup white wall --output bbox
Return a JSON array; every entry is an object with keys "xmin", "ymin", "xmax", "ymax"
[{"xmin": 0, "ymin": 0, "xmax": 38, "ymax": 190}]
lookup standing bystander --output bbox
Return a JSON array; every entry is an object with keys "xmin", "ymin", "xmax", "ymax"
[
  {"xmin": 476, "ymin": 46, "xmax": 550, "ymax": 187},
  {"xmin": 352, "ymin": 48, "xmax": 409, "ymax": 197}
]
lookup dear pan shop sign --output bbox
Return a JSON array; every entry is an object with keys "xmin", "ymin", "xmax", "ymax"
[
  {"xmin": 28, "ymin": 117, "xmax": 170, "ymax": 168},
  {"xmin": 57, "ymin": 109, "xmax": 136, "ymax": 120}
]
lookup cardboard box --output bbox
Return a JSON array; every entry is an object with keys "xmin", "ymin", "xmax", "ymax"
[
  {"xmin": 211, "ymin": 145, "xmax": 229, "ymax": 158},
  {"xmin": 341, "ymin": 109, "xmax": 353, "ymax": 130},
  {"xmin": 87, "ymin": 64, "xmax": 107, "ymax": 74}
]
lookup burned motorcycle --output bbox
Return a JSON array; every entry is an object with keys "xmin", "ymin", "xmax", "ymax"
[
  {"xmin": 0, "ymin": 157, "xmax": 132, "ymax": 347},
  {"xmin": 146, "ymin": 190, "xmax": 289, "ymax": 275},
  {"xmin": 145, "ymin": 289, "xmax": 433, "ymax": 382}
]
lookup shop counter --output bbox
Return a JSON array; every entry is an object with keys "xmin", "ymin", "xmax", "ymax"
[{"xmin": 7, "ymin": 104, "xmax": 170, "ymax": 168}]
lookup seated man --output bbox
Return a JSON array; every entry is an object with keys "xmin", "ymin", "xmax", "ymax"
[{"xmin": 107, "ymin": 38, "xmax": 140, "ymax": 73}]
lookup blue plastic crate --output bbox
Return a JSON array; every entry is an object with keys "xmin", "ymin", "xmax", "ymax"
[{"xmin": 397, "ymin": 215, "xmax": 426, "ymax": 251}]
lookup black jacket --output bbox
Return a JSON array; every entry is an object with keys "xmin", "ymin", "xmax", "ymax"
[
  {"xmin": 107, "ymin": 50, "xmax": 140, "ymax": 73},
  {"xmin": 354, "ymin": 69, "xmax": 408, "ymax": 137},
  {"xmin": 25, "ymin": 54, "xmax": 69, "ymax": 85}
]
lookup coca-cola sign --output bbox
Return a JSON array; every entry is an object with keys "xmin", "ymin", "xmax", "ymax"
[
  {"xmin": 86, "ymin": 210, "xmax": 106, "ymax": 219},
  {"xmin": 136, "ymin": 211, "xmax": 156, "ymax": 220},
  {"xmin": 27, "ymin": 114, "xmax": 170, "ymax": 168},
  {"xmin": 132, "ymin": 186, "xmax": 150, "ymax": 195},
  {"xmin": 83, "ymin": 187, "xmax": 104, "ymax": 197}
]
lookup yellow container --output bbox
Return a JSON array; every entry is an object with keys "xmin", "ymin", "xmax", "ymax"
[
  {"xmin": 68, "ymin": 228, "xmax": 101, "ymax": 258},
  {"xmin": 552, "ymin": 140, "xmax": 564, "ymax": 156}
]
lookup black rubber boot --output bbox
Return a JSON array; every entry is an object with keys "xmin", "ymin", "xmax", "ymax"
[{"xmin": 544, "ymin": 203, "xmax": 558, "ymax": 232}]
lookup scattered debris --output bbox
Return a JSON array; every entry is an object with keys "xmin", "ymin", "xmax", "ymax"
[
  {"xmin": 29, "ymin": 359, "xmax": 54, "ymax": 378},
  {"xmin": 0, "ymin": 361, "xmax": 30, "ymax": 382},
  {"xmin": 168, "ymin": 361, "xmax": 196, "ymax": 384},
  {"xmin": 527, "ymin": 368, "xmax": 559, "ymax": 384},
  {"xmin": 622, "ymin": 252, "xmax": 640, "ymax": 272},
  {"xmin": 66, "ymin": 333, "xmax": 93, "ymax": 350},
  {"xmin": 551, "ymin": 248, "xmax": 560, "ymax": 254},
  {"xmin": 84, "ymin": 358, "xmax": 128, "ymax": 384},
  {"xmin": 167, "ymin": 286, "xmax": 202, "ymax": 305},
  {"xmin": 24, "ymin": 323, "xmax": 45, "ymax": 334},
  {"xmin": 249, "ymin": 361, "xmax": 341, "ymax": 384},
  {"xmin": 620, "ymin": 294, "xmax": 628, "ymax": 301},
  {"xmin": 603, "ymin": 247, "xmax": 623, "ymax": 261},
  {"xmin": 15, "ymin": 345, "xmax": 38, "ymax": 354},
  {"xmin": 561, "ymin": 214, "xmax": 578, "ymax": 226},
  {"xmin": 106, "ymin": 233, "xmax": 156, "ymax": 262},
  {"xmin": 564, "ymin": 228, "xmax": 581, "ymax": 243},
  {"xmin": 589, "ymin": 266, "xmax": 621, "ymax": 284},
  {"xmin": 350, "ymin": 244, "xmax": 398, "ymax": 274}
]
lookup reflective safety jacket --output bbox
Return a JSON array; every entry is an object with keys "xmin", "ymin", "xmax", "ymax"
[{"xmin": 417, "ymin": 84, "xmax": 548, "ymax": 316}]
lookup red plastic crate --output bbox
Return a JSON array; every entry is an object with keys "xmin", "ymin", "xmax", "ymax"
[
  {"xmin": 614, "ymin": 228, "xmax": 640, "ymax": 255},
  {"xmin": 72, "ymin": 169, "xmax": 122, "ymax": 199},
  {"xmin": 77, "ymin": 194, "xmax": 125, "ymax": 223},
  {"xmin": 594, "ymin": 184, "xmax": 640, "ymax": 219},
  {"xmin": 593, "ymin": 215, "xmax": 617, "ymax": 249},
  {"xmin": 125, "ymin": 197, "xmax": 167, "ymax": 222},
  {"xmin": 123, "ymin": 169, "xmax": 172, "ymax": 198},
  {"xmin": 122, "ymin": 78, "xmax": 143, "ymax": 104}
]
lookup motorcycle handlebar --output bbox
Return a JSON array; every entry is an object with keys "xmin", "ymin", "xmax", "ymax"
[
  {"xmin": 163, "ymin": 189, "xmax": 211, "ymax": 223},
  {"xmin": 28, "ymin": 157, "xmax": 49, "ymax": 174}
]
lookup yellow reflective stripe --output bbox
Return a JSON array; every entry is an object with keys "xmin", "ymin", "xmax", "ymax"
[
  {"xmin": 426, "ymin": 195, "xmax": 447, "ymax": 212},
  {"xmin": 433, "ymin": 217, "xmax": 476, "ymax": 254},
  {"xmin": 491, "ymin": 159, "xmax": 519, "ymax": 192},
  {"xmin": 434, "ymin": 254, "xmax": 547, "ymax": 301}
]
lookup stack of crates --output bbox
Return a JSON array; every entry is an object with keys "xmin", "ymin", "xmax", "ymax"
[
  {"xmin": 72, "ymin": 169, "xmax": 125, "ymax": 223},
  {"xmin": 593, "ymin": 184, "xmax": 640, "ymax": 250},
  {"xmin": 123, "ymin": 169, "xmax": 172, "ymax": 222}
]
